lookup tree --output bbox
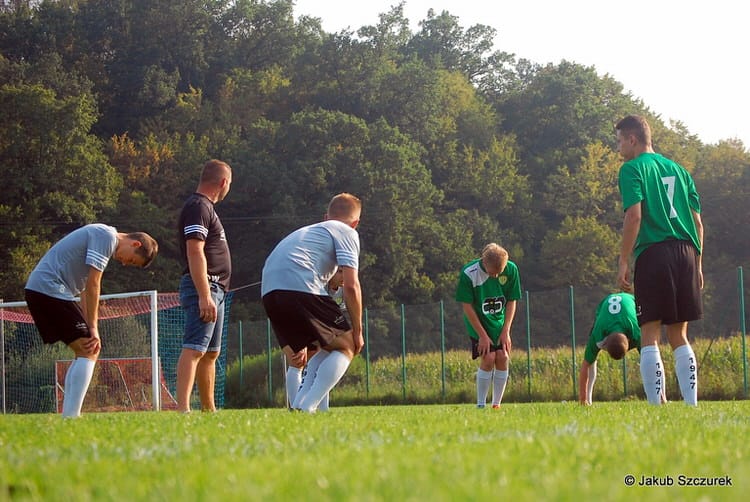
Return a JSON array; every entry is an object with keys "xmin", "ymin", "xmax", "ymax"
[
  {"xmin": 693, "ymin": 139, "xmax": 750, "ymax": 270},
  {"xmin": 405, "ymin": 8, "xmax": 515, "ymax": 97},
  {"xmin": 539, "ymin": 216, "xmax": 620, "ymax": 289},
  {"xmin": 542, "ymin": 141, "xmax": 622, "ymax": 229},
  {"xmin": 221, "ymin": 109, "xmax": 445, "ymax": 305},
  {"xmin": 0, "ymin": 82, "xmax": 120, "ymax": 299},
  {"xmin": 496, "ymin": 60, "xmax": 638, "ymax": 182}
]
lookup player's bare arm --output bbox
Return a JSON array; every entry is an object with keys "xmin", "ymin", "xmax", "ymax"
[
  {"xmin": 341, "ymin": 266, "xmax": 363, "ymax": 354},
  {"xmin": 186, "ymin": 239, "xmax": 216, "ymax": 322},
  {"xmin": 578, "ymin": 359, "xmax": 592, "ymax": 405},
  {"xmin": 500, "ymin": 300, "xmax": 517, "ymax": 352},
  {"xmin": 692, "ymin": 208, "xmax": 704, "ymax": 289},
  {"xmin": 461, "ymin": 303, "xmax": 491, "ymax": 355},
  {"xmin": 80, "ymin": 266, "xmax": 103, "ymax": 356},
  {"xmin": 618, "ymin": 203, "xmax": 641, "ymax": 292}
]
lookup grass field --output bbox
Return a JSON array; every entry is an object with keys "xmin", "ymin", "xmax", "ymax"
[{"xmin": 2, "ymin": 401, "xmax": 748, "ymax": 501}]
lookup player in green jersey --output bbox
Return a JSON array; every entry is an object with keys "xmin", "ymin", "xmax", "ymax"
[
  {"xmin": 455, "ymin": 243, "xmax": 522, "ymax": 408},
  {"xmin": 615, "ymin": 115, "xmax": 704, "ymax": 406}
]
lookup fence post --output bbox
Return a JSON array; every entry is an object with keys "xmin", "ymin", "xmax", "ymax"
[
  {"xmin": 401, "ymin": 304, "xmax": 406, "ymax": 402},
  {"xmin": 238, "ymin": 321, "xmax": 244, "ymax": 389},
  {"xmin": 364, "ymin": 307, "xmax": 370, "ymax": 399},
  {"xmin": 1, "ymin": 298, "xmax": 5, "ymax": 414},
  {"xmin": 440, "ymin": 300, "xmax": 446, "ymax": 402},
  {"xmin": 525, "ymin": 290, "xmax": 531, "ymax": 399},
  {"xmin": 267, "ymin": 319, "xmax": 273, "ymax": 404},
  {"xmin": 739, "ymin": 266, "xmax": 747, "ymax": 398},
  {"xmin": 570, "ymin": 286, "xmax": 577, "ymax": 400}
]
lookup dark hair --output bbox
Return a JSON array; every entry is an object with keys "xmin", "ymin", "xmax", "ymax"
[
  {"xmin": 615, "ymin": 115, "xmax": 652, "ymax": 146},
  {"xmin": 127, "ymin": 232, "xmax": 159, "ymax": 268},
  {"xmin": 604, "ymin": 332, "xmax": 629, "ymax": 360}
]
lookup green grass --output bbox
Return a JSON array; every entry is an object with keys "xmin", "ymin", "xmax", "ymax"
[{"xmin": 2, "ymin": 401, "xmax": 749, "ymax": 501}]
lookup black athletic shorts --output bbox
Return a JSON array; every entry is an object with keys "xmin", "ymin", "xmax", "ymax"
[
  {"xmin": 262, "ymin": 290, "xmax": 351, "ymax": 353},
  {"xmin": 634, "ymin": 240, "xmax": 703, "ymax": 325},
  {"xmin": 24, "ymin": 289, "xmax": 90, "ymax": 345},
  {"xmin": 471, "ymin": 338, "xmax": 507, "ymax": 360}
]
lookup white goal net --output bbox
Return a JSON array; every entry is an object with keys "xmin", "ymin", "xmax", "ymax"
[{"xmin": 1, "ymin": 290, "xmax": 181, "ymax": 413}]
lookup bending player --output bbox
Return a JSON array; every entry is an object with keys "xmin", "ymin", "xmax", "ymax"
[
  {"xmin": 455, "ymin": 243, "xmax": 521, "ymax": 409},
  {"xmin": 262, "ymin": 193, "xmax": 363, "ymax": 413},
  {"xmin": 579, "ymin": 291, "xmax": 666, "ymax": 405},
  {"xmin": 24, "ymin": 224, "xmax": 158, "ymax": 417},
  {"xmin": 579, "ymin": 292, "xmax": 641, "ymax": 405},
  {"xmin": 284, "ymin": 267, "xmax": 344, "ymax": 411}
]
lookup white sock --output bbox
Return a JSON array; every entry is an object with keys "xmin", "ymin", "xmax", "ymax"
[
  {"xmin": 292, "ymin": 350, "xmax": 329, "ymax": 410},
  {"xmin": 476, "ymin": 369, "xmax": 492, "ymax": 407},
  {"xmin": 587, "ymin": 361, "xmax": 597, "ymax": 403},
  {"xmin": 297, "ymin": 350, "xmax": 351, "ymax": 413},
  {"xmin": 674, "ymin": 344, "xmax": 698, "ymax": 406},
  {"xmin": 640, "ymin": 346, "xmax": 664, "ymax": 405},
  {"xmin": 62, "ymin": 357, "xmax": 96, "ymax": 417},
  {"xmin": 491, "ymin": 370, "xmax": 508, "ymax": 406},
  {"xmin": 285, "ymin": 366, "xmax": 302, "ymax": 408},
  {"xmin": 318, "ymin": 392, "xmax": 330, "ymax": 412}
]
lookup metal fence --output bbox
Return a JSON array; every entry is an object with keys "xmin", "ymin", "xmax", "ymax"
[{"xmin": 224, "ymin": 266, "xmax": 749, "ymax": 403}]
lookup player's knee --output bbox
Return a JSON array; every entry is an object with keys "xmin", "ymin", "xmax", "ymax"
[{"xmin": 324, "ymin": 331, "xmax": 356, "ymax": 358}]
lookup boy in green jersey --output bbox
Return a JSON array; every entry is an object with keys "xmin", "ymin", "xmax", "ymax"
[
  {"xmin": 615, "ymin": 115, "xmax": 704, "ymax": 406},
  {"xmin": 455, "ymin": 243, "xmax": 521, "ymax": 408},
  {"xmin": 579, "ymin": 292, "xmax": 641, "ymax": 405}
]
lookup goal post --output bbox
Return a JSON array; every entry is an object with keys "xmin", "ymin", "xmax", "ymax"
[{"xmin": 1, "ymin": 290, "xmax": 176, "ymax": 413}]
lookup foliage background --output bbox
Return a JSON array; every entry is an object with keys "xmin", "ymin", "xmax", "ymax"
[{"xmin": 1, "ymin": 1, "xmax": 748, "ymax": 321}]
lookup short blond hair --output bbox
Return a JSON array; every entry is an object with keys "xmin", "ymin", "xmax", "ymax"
[
  {"xmin": 481, "ymin": 243, "xmax": 508, "ymax": 270},
  {"xmin": 327, "ymin": 193, "xmax": 361, "ymax": 223},
  {"xmin": 200, "ymin": 159, "xmax": 232, "ymax": 185}
]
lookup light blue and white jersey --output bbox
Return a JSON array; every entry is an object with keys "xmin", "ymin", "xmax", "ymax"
[
  {"xmin": 26, "ymin": 224, "xmax": 118, "ymax": 300},
  {"xmin": 261, "ymin": 220, "xmax": 359, "ymax": 297}
]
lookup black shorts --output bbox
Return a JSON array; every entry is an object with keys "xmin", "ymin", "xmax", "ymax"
[
  {"xmin": 262, "ymin": 290, "xmax": 351, "ymax": 353},
  {"xmin": 634, "ymin": 240, "xmax": 703, "ymax": 325},
  {"xmin": 470, "ymin": 338, "xmax": 507, "ymax": 360},
  {"xmin": 24, "ymin": 289, "xmax": 90, "ymax": 345}
]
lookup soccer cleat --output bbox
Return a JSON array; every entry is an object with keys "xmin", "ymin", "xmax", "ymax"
[
  {"xmin": 477, "ymin": 404, "xmax": 486, "ymax": 409},
  {"xmin": 491, "ymin": 404, "xmax": 500, "ymax": 409}
]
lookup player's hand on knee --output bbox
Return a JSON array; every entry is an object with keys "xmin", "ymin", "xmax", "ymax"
[
  {"xmin": 478, "ymin": 335, "xmax": 491, "ymax": 355},
  {"xmin": 353, "ymin": 331, "xmax": 364, "ymax": 355},
  {"xmin": 290, "ymin": 349, "xmax": 307, "ymax": 367},
  {"xmin": 500, "ymin": 333, "xmax": 512, "ymax": 353},
  {"xmin": 83, "ymin": 330, "xmax": 101, "ymax": 356}
]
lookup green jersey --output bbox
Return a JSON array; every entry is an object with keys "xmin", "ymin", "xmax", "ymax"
[
  {"xmin": 618, "ymin": 152, "xmax": 701, "ymax": 260},
  {"xmin": 583, "ymin": 293, "xmax": 641, "ymax": 364},
  {"xmin": 455, "ymin": 259, "xmax": 522, "ymax": 343}
]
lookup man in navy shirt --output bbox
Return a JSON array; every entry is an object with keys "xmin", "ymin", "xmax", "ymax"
[{"xmin": 176, "ymin": 159, "xmax": 232, "ymax": 413}]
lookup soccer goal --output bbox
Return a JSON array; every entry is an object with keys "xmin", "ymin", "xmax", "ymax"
[{"xmin": 1, "ymin": 290, "xmax": 182, "ymax": 414}]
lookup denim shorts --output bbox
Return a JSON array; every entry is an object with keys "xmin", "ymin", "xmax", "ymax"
[{"xmin": 179, "ymin": 274, "xmax": 226, "ymax": 352}]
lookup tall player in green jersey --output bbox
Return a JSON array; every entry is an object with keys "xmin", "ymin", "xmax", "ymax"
[
  {"xmin": 615, "ymin": 115, "xmax": 704, "ymax": 406},
  {"xmin": 456, "ymin": 243, "xmax": 522, "ymax": 408}
]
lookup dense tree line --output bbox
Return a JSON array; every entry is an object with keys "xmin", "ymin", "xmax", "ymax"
[{"xmin": 1, "ymin": 0, "xmax": 748, "ymax": 316}]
